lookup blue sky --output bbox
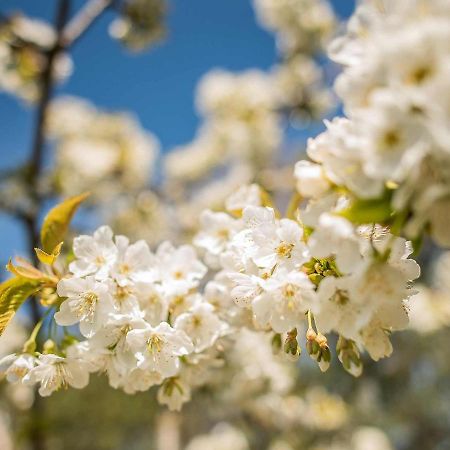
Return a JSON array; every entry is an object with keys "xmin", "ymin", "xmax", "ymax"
[{"xmin": 0, "ymin": 0, "xmax": 354, "ymax": 263}]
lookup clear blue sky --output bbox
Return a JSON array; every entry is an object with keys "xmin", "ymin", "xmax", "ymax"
[{"xmin": 0, "ymin": 0, "xmax": 354, "ymax": 264}]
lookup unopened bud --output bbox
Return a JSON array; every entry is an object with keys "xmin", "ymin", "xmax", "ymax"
[
  {"xmin": 43, "ymin": 339, "xmax": 57, "ymax": 354},
  {"xmin": 306, "ymin": 327, "xmax": 317, "ymax": 342}
]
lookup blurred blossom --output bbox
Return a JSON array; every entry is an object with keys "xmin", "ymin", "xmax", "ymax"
[
  {"xmin": 409, "ymin": 251, "xmax": 450, "ymax": 334},
  {"xmin": 227, "ymin": 329, "xmax": 295, "ymax": 397},
  {"xmin": 268, "ymin": 441, "xmax": 294, "ymax": 450},
  {"xmin": 0, "ymin": 318, "xmax": 27, "ymax": 359},
  {"xmin": 351, "ymin": 427, "xmax": 394, "ymax": 450},
  {"xmin": 185, "ymin": 423, "xmax": 249, "ymax": 450},
  {"xmin": 164, "ymin": 128, "xmax": 222, "ymax": 183},
  {"xmin": 47, "ymin": 96, "xmax": 159, "ymax": 198},
  {"xmin": 165, "ymin": 69, "xmax": 282, "ymax": 188},
  {"xmin": 109, "ymin": 191, "xmax": 173, "ymax": 245},
  {"xmin": 0, "ymin": 413, "xmax": 12, "ymax": 450},
  {"xmin": 109, "ymin": 0, "xmax": 166, "ymax": 51},
  {"xmin": 272, "ymin": 55, "xmax": 335, "ymax": 120},
  {"xmin": 5, "ymin": 383, "xmax": 34, "ymax": 411},
  {"xmin": 253, "ymin": 0, "xmax": 336, "ymax": 55},
  {"xmin": 173, "ymin": 164, "xmax": 254, "ymax": 236},
  {"xmin": 196, "ymin": 70, "xmax": 281, "ymax": 161},
  {"xmin": 0, "ymin": 14, "xmax": 72, "ymax": 102},
  {"xmin": 302, "ymin": 387, "xmax": 348, "ymax": 431}
]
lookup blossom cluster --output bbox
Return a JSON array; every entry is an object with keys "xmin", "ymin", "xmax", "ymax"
[
  {"xmin": 1, "ymin": 0, "xmax": 447, "ymax": 416},
  {"xmin": 253, "ymin": 0, "xmax": 336, "ymax": 120},
  {"xmin": 195, "ymin": 184, "xmax": 420, "ymax": 370},
  {"xmin": 165, "ymin": 70, "xmax": 282, "ymax": 183},
  {"xmin": 0, "ymin": 15, "xmax": 72, "ymax": 102},
  {"xmin": 301, "ymin": 0, "xmax": 450, "ymax": 247},
  {"xmin": 0, "ymin": 226, "xmax": 231, "ymax": 410},
  {"xmin": 46, "ymin": 96, "xmax": 159, "ymax": 199}
]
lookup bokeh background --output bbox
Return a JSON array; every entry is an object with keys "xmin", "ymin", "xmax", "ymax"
[
  {"xmin": 0, "ymin": 0, "xmax": 353, "ymax": 261},
  {"xmin": 1, "ymin": 1, "xmax": 450, "ymax": 450}
]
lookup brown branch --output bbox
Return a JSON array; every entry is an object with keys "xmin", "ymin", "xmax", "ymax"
[
  {"xmin": 26, "ymin": 3, "xmax": 70, "ymax": 450},
  {"xmin": 16, "ymin": 2, "xmax": 112, "ymax": 447},
  {"xmin": 28, "ymin": 0, "xmax": 70, "ymax": 202}
]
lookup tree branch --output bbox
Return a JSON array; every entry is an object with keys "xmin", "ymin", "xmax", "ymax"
[
  {"xmin": 26, "ymin": 2, "xmax": 71, "ymax": 450},
  {"xmin": 28, "ymin": 0, "xmax": 71, "ymax": 201},
  {"xmin": 62, "ymin": 0, "xmax": 112, "ymax": 48}
]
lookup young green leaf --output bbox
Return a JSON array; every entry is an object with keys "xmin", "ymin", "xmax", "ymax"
[
  {"xmin": 40, "ymin": 193, "xmax": 90, "ymax": 254},
  {"xmin": 0, "ymin": 277, "xmax": 41, "ymax": 336},
  {"xmin": 34, "ymin": 241, "xmax": 63, "ymax": 266}
]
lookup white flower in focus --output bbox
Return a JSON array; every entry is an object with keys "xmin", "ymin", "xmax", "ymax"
[
  {"xmin": 254, "ymin": 269, "xmax": 315, "ymax": 333},
  {"xmin": 135, "ymin": 282, "xmax": 169, "ymax": 326},
  {"xmin": 56, "ymin": 276, "xmax": 115, "ymax": 338},
  {"xmin": 69, "ymin": 226, "xmax": 117, "ymax": 280},
  {"xmin": 110, "ymin": 235, "xmax": 156, "ymax": 286},
  {"xmin": 308, "ymin": 213, "xmax": 362, "ymax": 274},
  {"xmin": 167, "ymin": 293, "xmax": 203, "ymax": 321},
  {"xmin": 174, "ymin": 302, "xmax": 228, "ymax": 352},
  {"xmin": 23, "ymin": 354, "xmax": 90, "ymax": 397},
  {"xmin": 242, "ymin": 206, "xmax": 309, "ymax": 270},
  {"xmin": 156, "ymin": 242, "xmax": 207, "ymax": 295},
  {"xmin": 313, "ymin": 275, "xmax": 372, "ymax": 340},
  {"xmin": 194, "ymin": 210, "xmax": 240, "ymax": 266},
  {"xmin": 126, "ymin": 322, "xmax": 194, "ymax": 377},
  {"xmin": 228, "ymin": 272, "xmax": 264, "ymax": 308},
  {"xmin": 122, "ymin": 368, "xmax": 163, "ymax": 394},
  {"xmin": 204, "ymin": 279, "xmax": 234, "ymax": 317}
]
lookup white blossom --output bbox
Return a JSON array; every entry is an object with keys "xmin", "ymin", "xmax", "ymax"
[
  {"xmin": 69, "ymin": 226, "xmax": 117, "ymax": 281},
  {"xmin": 56, "ymin": 276, "xmax": 115, "ymax": 338},
  {"xmin": 23, "ymin": 354, "xmax": 90, "ymax": 397},
  {"xmin": 174, "ymin": 302, "xmax": 228, "ymax": 352},
  {"xmin": 126, "ymin": 322, "xmax": 194, "ymax": 377}
]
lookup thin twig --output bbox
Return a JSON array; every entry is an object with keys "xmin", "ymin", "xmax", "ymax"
[{"xmin": 62, "ymin": 0, "xmax": 112, "ymax": 48}]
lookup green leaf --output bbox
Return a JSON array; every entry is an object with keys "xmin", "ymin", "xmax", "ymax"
[
  {"xmin": 339, "ymin": 195, "xmax": 393, "ymax": 225},
  {"xmin": 0, "ymin": 277, "xmax": 41, "ymax": 337},
  {"xmin": 34, "ymin": 241, "xmax": 63, "ymax": 266},
  {"xmin": 40, "ymin": 193, "xmax": 90, "ymax": 253}
]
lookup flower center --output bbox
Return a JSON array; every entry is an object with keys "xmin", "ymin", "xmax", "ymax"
[
  {"xmin": 332, "ymin": 289, "xmax": 349, "ymax": 306},
  {"xmin": 119, "ymin": 263, "xmax": 131, "ymax": 275},
  {"xmin": 147, "ymin": 335, "xmax": 164, "ymax": 353},
  {"xmin": 95, "ymin": 256, "xmax": 105, "ymax": 266},
  {"xmin": 77, "ymin": 292, "xmax": 99, "ymax": 321},
  {"xmin": 217, "ymin": 229, "xmax": 230, "ymax": 239},
  {"xmin": 282, "ymin": 283, "xmax": 297, "ymax": 298},
  {"xmin": 276, "ymin": 242, "xmax": 294, "ymax": 258}
]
